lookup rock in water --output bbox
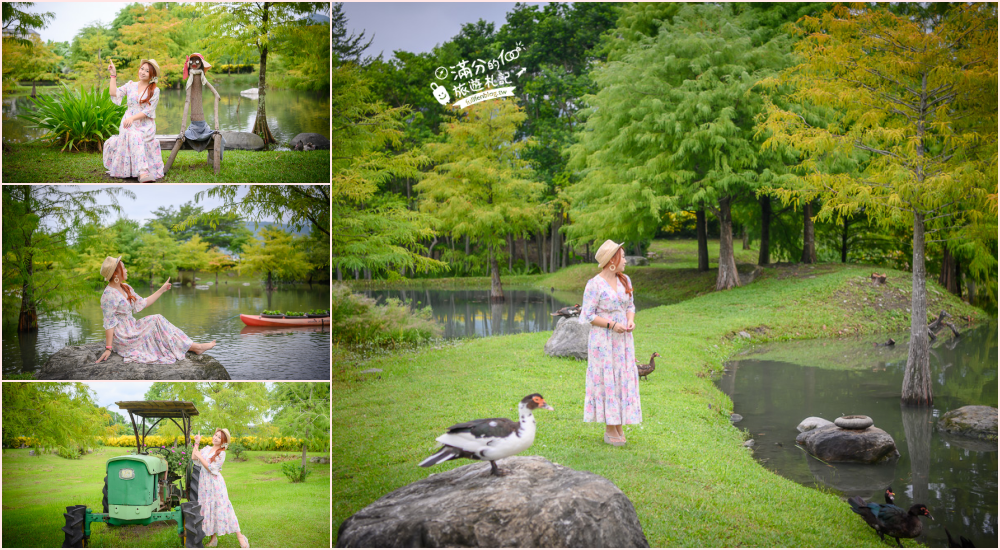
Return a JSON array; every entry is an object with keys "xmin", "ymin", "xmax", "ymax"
[
  {"xmin": 337, "ymin": 456, "xmax": 649, "ymax": 548},
  {"xmin": 291, "ymin": 132, "xmax": 330, "ymax": 151},
  {"xmin": 544, "ymin": 316, "xmax": 589, "ymax": 360},
  {"xmin": 38, "ymin": 343, "xmax": 231, "ymax": 380},
  {"xmin": 938, "ymin": 405, "xmax": 998, "ymax": 441},
  {"xmin": 797, "ymin": 416, "xmax": 834, "ymax": 433},
  {"xmin": 795, "ymin": 425, "xmax": 899, "ymax": 464}
]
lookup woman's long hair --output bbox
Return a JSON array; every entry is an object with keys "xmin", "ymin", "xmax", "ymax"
[
  {"xmin": 609, "ymin": 249, "xmax": 633, "ymax": 297},
  {"xmin": 209, "ymin": 429, "xmax": 228, "ymax": 463},
  {"xmin": 138, "ymin": 62, "xmax": 157, "ymax": 106},
  {"xmin": 112, "ymin": 263, "xmax": 139, "ymax": 306}
]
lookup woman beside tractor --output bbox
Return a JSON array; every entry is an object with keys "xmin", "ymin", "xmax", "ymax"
[{"xmin": 192, "ymin": 429, "xmax": 250, "ymax": 549}]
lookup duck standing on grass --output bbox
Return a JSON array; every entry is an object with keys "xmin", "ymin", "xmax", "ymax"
[
  {"xmin": 847, "ymin": 495, "xmax": 933, "ymax": 548},
  {"xmin": 419, "ymin": 394, "xmax": 554, "ymax": 476}
]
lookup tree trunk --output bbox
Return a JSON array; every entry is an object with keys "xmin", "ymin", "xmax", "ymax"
[
  {"xmin": 714, "ymin": 196, "xmax": 740, "ymax": 290},
  {"xmin": 488, "ymin": 247, "xmax": 505, "ymax": 302},
  {"xmin": 902, "ymin": 211, "xmax": 932, "ymax": 405},
  {"xmin": 252, "ymin": 40, "xmax": 276, "ymax": 145},
  {"xmin": 336, "ymin": 266, "xmax": 342, "ymax": 281},
  {"xmin": 550, "ymin": 211, "xmax": 561, "ymax": 273},
  {"xmin": 841, "ymin": 216, "xmax": 850, "ymax": 263},
  {"xmin": 563, "ymin": 242, "xmax": 569, "ymax": 268},
  {"xmin": 585, "ymin": 243, "xmax": 590, "ymax": 263},
  {"xmin": 266, "ymin": 270, "xmax": 273, "ymax": 291},
  {"xmin": 758, "ymin": 195, "xmax": 771, "ymax": 266},
  {"xmin": 215, "ymin": 271, "xmax": 219, "ymax": 285},
  {"xmin": 939, "ymin": 248, "xmax": 961, "ymax": 296},
  {"xmin": 522, "ymin": 234, "xmax": 529, "ymax": 268},
  {"xmin": 18, "ymin": 186, "xmax": 38, "ymax": 332},
  {"xmin": 507, "ymin": 234, "xmax": 513, "ymax": 272},
  {"xmin": 538, "ymin": 228, "xmax": 547, "ymax": 274},
  {"xmin": 801, "ymin": 201, "xmax": 816, "ymax": 264},
  {"xmin": 741, "ymin": 225, "xmax": 750, "ymax": 250},
  {"xmin": 696, "ymin": 206, "xmax": 709, "ymax": 272}
]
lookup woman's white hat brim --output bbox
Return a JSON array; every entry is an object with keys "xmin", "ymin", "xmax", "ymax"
[{"xmin": 595, "ymin": 240, "xmax": 624, "ymax": 269}]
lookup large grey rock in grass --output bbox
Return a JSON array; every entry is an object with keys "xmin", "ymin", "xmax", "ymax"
[
  {"xmin": 795, "ymin": 424, "xmax": 899, "ymax": 464},
  {"xmin": 220, "ymin": 131, "xmax": 265, "ymax": 151},
  {"xmin": 544, "ymin": 316, "xmax": 589, "ymax": 360},
  {"xmin": 291, "ymin": 132, "xmax": 330, "ymax": 150},
  {"xmin": 623, "ymin": 256, "xmax": 648, "ymax": 267},
  {"xmin": 938, "ymin": 405, "xmax": 998, "ymax": 442},
  {"xmin": 38, "ymin": 343, "xmax": 230, "ymax": 380},
  {"xmin": 739, "ymin": 265, "xmax": 764, "ymax": 286},
  {"xmin": 797, "ymin": 416, "xmax": 834, "ymax": 433},
  {"xmin": 337, "ymin": 456, "xmax": 649, "ymax": 548}
]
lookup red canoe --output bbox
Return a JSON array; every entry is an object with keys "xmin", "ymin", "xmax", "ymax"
[{"xmin": 239, "ymin": 314, "xmax": 329, "ymax": 327}]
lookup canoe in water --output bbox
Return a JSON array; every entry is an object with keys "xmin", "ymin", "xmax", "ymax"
[{"xmin": 239, "ymin": 314, "xmax": 329, "ymax": 327}]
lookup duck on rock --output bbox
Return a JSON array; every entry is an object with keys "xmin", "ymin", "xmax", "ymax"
[
  {"xmin": 847, "ymin": 496, "xmax": 933, "ymax": 548},
  {"xmin": 419, "ymin": 393, "xmax": 554, "ymax": 476},
  {"xmin": 551, "ymin": 304, "xmax": 581, "ymax": 318}
]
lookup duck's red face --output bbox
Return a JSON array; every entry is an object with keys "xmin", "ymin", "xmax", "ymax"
[
  {"xmin": 919, "ymin": 506, "xmax": 932, "ymax": 519},
  {"xmin": 526, "ymin": 394, "xmax": 554, "ymax": 411},
  {"xmin": 653, "ymin": 352, "xmax": 661, "ymax": 358}
]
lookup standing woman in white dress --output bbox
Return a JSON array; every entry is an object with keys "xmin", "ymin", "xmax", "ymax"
[
  {"xmin": 579, "ymin": 240, "xmax": 642, "ymax": 446},
  {"xmin": 103, "ymin": 58, "xmax": 165, "ymax": 182},
  {"xmin": 192, "ymin": 429, "xmax": 250, "ymax": 548}
]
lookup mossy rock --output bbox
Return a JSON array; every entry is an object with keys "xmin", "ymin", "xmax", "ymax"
[{"xmin": 938, "ymin": 405, "xmax": 998, "ymax": 442}]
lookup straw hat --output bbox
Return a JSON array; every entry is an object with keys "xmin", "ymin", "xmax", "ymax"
[
  {"xmin": 595, "ymin": 240, "xmax": 624, "ymax": 269},
  {"xmin": 140, "ymin": 58, "xmax": 160, "ymax": 83},
  {"xmin": 216, "ymin": 428, "xmax": 231, "ymax": 449},
  {"xmin": 100, "ymin": 256, "xmax": 122, "ymax": 282},
  {"xmin": 183, "ymin": 52, "xmax": 212, "ymax": 80}
]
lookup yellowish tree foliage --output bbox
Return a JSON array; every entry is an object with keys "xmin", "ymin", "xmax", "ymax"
[{"xmin": 757, "ymin": 3, "xmax": 998, "ymax": 405}]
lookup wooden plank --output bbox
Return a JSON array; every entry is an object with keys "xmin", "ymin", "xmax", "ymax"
[{"xmin": 156, "ymin": 134, "xmax": 180, "ymax": 150}]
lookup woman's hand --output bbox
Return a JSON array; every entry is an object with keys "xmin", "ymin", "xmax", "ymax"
[
  {"xmin": 626, "ymin": 320, "xmax": 635, "ymax": 332},
  {"xmin": 613, "ymin": 322, "xmax": 627, "ymax": 334},
  {"xmin": 108, "ymin": 60, "xmax": 116, "ymax": 76},
  {"xmin": 123, "ymin": 115, "xmax": 134, "ymax": 129},
  {"xmin": 159, "ymin": 277, "xmax": 172, "ymax": 294},
  {"xmin": 95, "ymin": 349, "xmax": 112, "ymax": 363},
  {"xmin": 193, "ymin": 433, "xmax": 201, "ymax": 446}
]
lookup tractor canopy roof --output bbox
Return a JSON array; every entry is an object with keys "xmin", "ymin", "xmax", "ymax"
[{"xmin": 115, "ymin": 400, "xmax": 199, "ymax": 419}]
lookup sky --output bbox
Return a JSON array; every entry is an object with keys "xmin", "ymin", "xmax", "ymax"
[
  {"xmin": 52, "ymin": 185, "xmax": 253, "ymax": 227},
  {"xmin": 340, "ymin": 1, "xmax": 548, "ymax": 61}
]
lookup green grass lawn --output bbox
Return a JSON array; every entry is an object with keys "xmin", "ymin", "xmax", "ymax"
[
  {"xmin": 2, "ymin": 141, "xmax": 329, "ymax": 183},
  {"xmin": 2, "ymin": 447, "xmax": 330, "ymax": 548},
  {"xmin": 334, "ymin": 251, "xmax": 987, "ymax": 546}
]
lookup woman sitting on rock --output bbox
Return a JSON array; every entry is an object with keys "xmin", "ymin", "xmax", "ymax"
[
  {"xmin": 95, "ymin": 255, "xmax": 216, "ymax": 364},
  {"xmin": 103, "ymin": 59, "xmax": 165, "ymax": 182}
]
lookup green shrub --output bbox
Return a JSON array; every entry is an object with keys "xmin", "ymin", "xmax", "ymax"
[
  {"xmin": 149, "ymin": 445, "xmax": 193, "ymax": 478},
  {"xmin": 227, "ymin": 441, "xmax": 248, "ymax": 461},
  {"xmin": 332, "ymin": 283, "xmax": 441, "ymax": 348},
  {"xmin": 280, "ymin": 461, "xmax": 311, "ymax": 483},
  {"xmin": 308, "ymin": 309, "xmax": 328, "ymax": 315},
  {"xmin": 56, "ymin": 446, "xmax": 83, "ymax": 460},
  {"xmin": 17, "ymin": 83, "xmax": 127, "ymax": 152},
  {"xmin": 284, "ymin": 311, "xmax": 305, "ymax": 317},
  {"xmin": 262, "ymin": 310, "xmax": 282, "ymax": 315}
]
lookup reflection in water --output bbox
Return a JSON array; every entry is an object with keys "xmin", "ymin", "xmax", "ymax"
[
  {"xmin": 3, "ymin": 83, "xmax": 329, "ymax": 146},
  {"xmin": 364, "ymin": 288, "xmax": 661, "ymax": 339},
  {"xmin": 717, "ymin": 321, "xmax": 998, "ymax": 548},
  {"xmin": 2, "ymin": 283, "xmax": 331, "ymax": 380}
]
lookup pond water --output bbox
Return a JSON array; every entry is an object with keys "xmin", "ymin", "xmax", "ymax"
[
  {"xmin": 716, "ymin": 321, "xmax": 998, "ymax": 548},
  {"xmin": 2, "ymin": 80, "xmax": 329, "ymax": 148},
  {"xmin": 2, "ymin": 282, "xmax": 331, "ymax": 380},
  {"xmin": 361, "ymin": 287, "xmax": 663, "ymax": 339}
]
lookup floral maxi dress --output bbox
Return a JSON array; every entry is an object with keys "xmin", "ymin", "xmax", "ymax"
[
  {"xmin": 198, "ymin": 446, "xmax": 241, "ymax": 536},
  {"xmin": 103, "ymin": 80, "xmax": 165, "ymax": 180},
  {"xmin": 100, "ymin": 285, "xmax": 193, "ymax": 364},
  {"xmin": 579, "ymin": 274, "xmax": 642, "ymax": 425}
]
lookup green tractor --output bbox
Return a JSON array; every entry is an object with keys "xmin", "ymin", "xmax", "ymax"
[{"xmin": 61, "ymin": 401, "xmax": 207, "ymax": 548}]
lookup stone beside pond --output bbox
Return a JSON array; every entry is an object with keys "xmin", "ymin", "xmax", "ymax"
[
  {"xmin": 336, "ymin": 455, "xmax": 649, "ymax": 548},
  {"xmin": 795, "ymin": 417, "xmax": 899, "ymax": 464},
  {"xmin": 544, "ymin": 316, "xmax": 588, "ymax": 360},
  {"xmin": 38, "ymin": 342, "xmax": 230, "ymax": 380},
  {"xmin": 938, "ymin": 405, "xmax": 998, "ymax": 442}
]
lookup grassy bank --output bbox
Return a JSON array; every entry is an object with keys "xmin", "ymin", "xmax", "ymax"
[
  {"xmin": 334, "ymin": 259, "xmax": 985, "ymax": 546},
  {"xmin": 2, "ymin": 142, "xmax": 329, "ymax": 183},
  {"xmin": 1, "ymin": 446, "xmax": 330, "ymax": 548}
]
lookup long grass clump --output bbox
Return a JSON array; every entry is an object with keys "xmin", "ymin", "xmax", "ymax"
[{"xmin": 332, "ymin": 283, "xmax": 441, "ymax": 350}]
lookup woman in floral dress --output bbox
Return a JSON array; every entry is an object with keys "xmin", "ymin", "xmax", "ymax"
[
  {"xmin": 95, "ymin": 255, "xmax": 216, "ymax": 364},
  {"xmin": 103, "ymin": 58, "xmax": 165, "ymax": 182},
  {"xmin": 579, "ymin": 240, "xmax": 642, "ymax": 446},
  {"xmin": 193, "ymin": 429, "xmax": 250, "ymax": 548}
]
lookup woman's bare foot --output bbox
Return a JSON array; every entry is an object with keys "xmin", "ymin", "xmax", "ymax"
[
  {"xmin": 237, "ymin": 533, "xmax": 249, "ymax": 548},
  {"xmin": 190, "ymin": 341, "xmax": 217, "ymax": 355},
  {"xmin": 206, "ymin": 535, "xmax": 218, "ymax": 547}
]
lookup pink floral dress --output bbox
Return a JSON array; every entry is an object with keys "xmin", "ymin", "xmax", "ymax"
[
  {"xmin": 198, "ymin": 446, "xmax": 241, "ymax": 536},
  {"xmin": 103, "ymin": 80, "xmax": 165, "ymax": 180},
  {"xmin": 579, "ymin": 274, "xmax": 642, "ymax": 425},
  {"xmin": 100, "ymin": 285, "xmax": 193, "ymax": 364}
]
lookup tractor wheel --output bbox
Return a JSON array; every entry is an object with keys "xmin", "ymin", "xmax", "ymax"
[
  {"xmin": 61, "ymin": 505, "xmax": 87, "ymax": 548},
  {"xmin": 101, "ymin": 475, "xmax": 109, "ymax": 514},
  {"xmin": 180, "ymin": 501, "xmax": 206, "ymax": 548},
  {"xmin": 187, "ymin": 463, "xmax": 201, "ymax": 503}
]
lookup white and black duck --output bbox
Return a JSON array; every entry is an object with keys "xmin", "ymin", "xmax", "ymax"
[{"xmin": 419, "ymin": 393, "xmax": 554, "ymax": 476}]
